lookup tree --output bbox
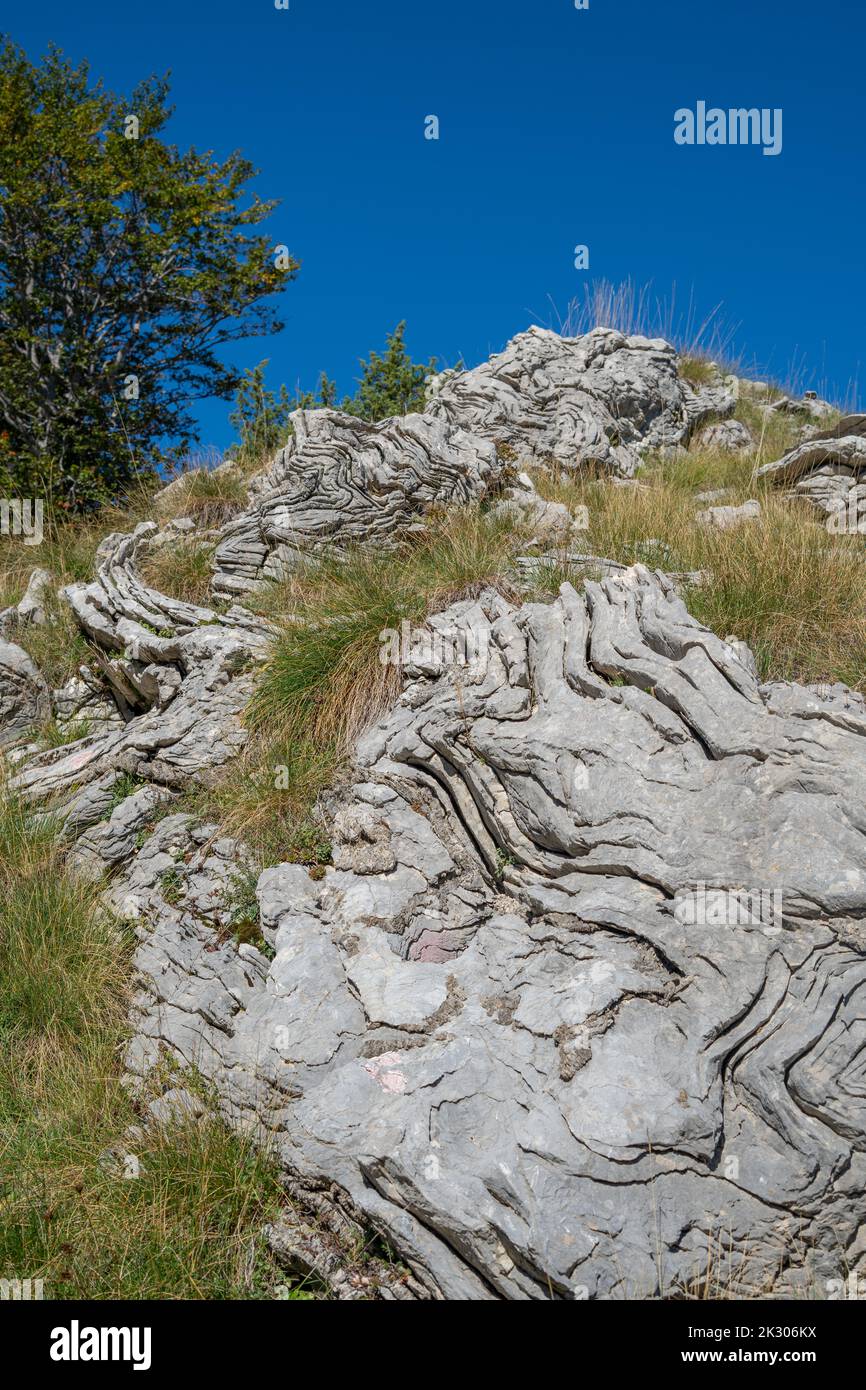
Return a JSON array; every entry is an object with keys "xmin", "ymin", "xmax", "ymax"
[
  {"xmin": 229, "ymin": 327, "xmax": 438, "ymax": 471},
  {"xmin": 0, "ymin": 40, "xmax": 296, "ymax": 508},
  {"xmin": 344, "ymin": 322, "xmax": 437, "ymax": 421},
  {"xmin": 229, "ymin": 364, "xmax": 338, "ymax": 466},
  {"xmin": 229, "ymin": 361, "xmax": 292, "ymax": 464}
]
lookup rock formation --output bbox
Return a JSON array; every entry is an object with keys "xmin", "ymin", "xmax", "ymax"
[
  {"xmin": 757, "ymin": 414, "xmax": 866, "ymax": 530},
  {"xmin": 2, "ymin": 328, "xmax": 864, "ymax": 1300},
  {"xmin": 427, "ymin": 326, "xmax": 736, "ymax": 474},
  {"xmin": 212, "ymin": 328, "xmax": 736, "ymax": 596},
  {"xmin": 114, "ymin": 568, "xmax": 866, "ymax": 1299}
]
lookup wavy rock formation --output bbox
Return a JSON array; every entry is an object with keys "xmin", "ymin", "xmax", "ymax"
[
  {"xmin": 427, "ymin": 326, "xmax": 736, "ymax": 474},
  {"xmin": 757, "ymin": 414, "xmax": 866, "ymax": 528},
  {"xmin": 3, "ymin": 328, "xmax": 864, "ymax": 1301},
  {"xmin": 211, "ymin": 328, "xmax": 736, "ymax": 597},
  {"xmin": 212, "ymin": 409, "xmax": 502, "ymax": 596},
  {"xmin": 114, "ymin": 568, "xmax": 866, "ymax": 1299},
  {"xmin": 10, "ymin": 522, "xmax": 271, "ymax": 813},
  {"xmin": 0, "ymin": 638, "xmax": 51, "ymax": 747}
]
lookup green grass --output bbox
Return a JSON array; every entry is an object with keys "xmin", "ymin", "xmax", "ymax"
[
  {"xmin": 198, "ymin": 506, "xmax": 521, "ymax": 864},
  {"xmin": 30, "ymin": 715, "xmax": 92, "ymax": 749},
  {"xmin": 0, "ymin": 786, "xmax": 310, "ymax": 1300},
  {"xmin": 107, "ymin": 772, "xmax": 146, "ymax": 812}
]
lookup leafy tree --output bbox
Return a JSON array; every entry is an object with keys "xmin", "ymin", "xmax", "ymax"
[{"xmin": 0, "ymin": 40, "xmax": 296, "ymax": 508}]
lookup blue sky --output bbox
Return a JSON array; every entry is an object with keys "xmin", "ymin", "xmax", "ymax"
[{"xmin": 7, "ymin": 0, "xmax": 865, "ymax": 451}]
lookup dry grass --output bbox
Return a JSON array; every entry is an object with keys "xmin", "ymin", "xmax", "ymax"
[
  {"xmin": 155, "ymin": 467, "xmax": 249, "ymax": 528},
  {"xmin": 532, "ymin": 423, "xmax": 866, "ymax": 690},
  {"xmin": 138, "ymin": 539, "xmax": 216, "ymax": 607}
]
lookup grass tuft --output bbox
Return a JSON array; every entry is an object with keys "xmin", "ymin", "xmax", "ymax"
[
  {"xmin": 138, "ymin": 539, "xmax": 216, "ymax": 607},
  {"xmin": 199, "ymin": 507, "xmax": 520, "ymax": 865},
  {"xmin": 156, "ymin": 468, "xmax": 248, "ymax": 528}
]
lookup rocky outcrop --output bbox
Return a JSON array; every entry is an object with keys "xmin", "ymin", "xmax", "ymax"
[
  {"xmin": 694, "ymin": 418, "xmax": 753, "ymax": 453},
  {"xmin": 3, "ymin": 327, "xmax": 863, "ymax": 1302},
  {"xmin": 427, "ymin": 327, "xmax": 735, "ymax": 477},
  {"xmin": 212, "ymin": 408, "xmax": 502, "ymax": 596},
  {"xmin": 10, "ymin": 522, "xmax": 272, "ymax": 814},
  {"xmin": 756, "ymin": 414, "xmax": 866, "ymax": 528},
  {"xmin": 211, "ymin": 328, "xmax": 736, "ymax": 597},
  {"xmin": 0, "ymin": 638, "xmax": 51, "ymax": 746},
  {"xmin": 116, "ymin": 568, "xmax": 866, "ymax": 1300},
  {"xmin": 768, "ymin": 389, "xmax": 836, "ymax": 423},
  {"xmin": 696, "ymin": 498, "xmax": 761, "ymax": 529}
]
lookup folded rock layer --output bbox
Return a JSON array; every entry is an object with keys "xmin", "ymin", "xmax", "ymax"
[
  {"xmin": 117, "ymin": 569, "xmax": 866, "ymax": 1299},
  {"xmin": 3, "ymin": 328, "xmax": 862, "ymax": 1301}
]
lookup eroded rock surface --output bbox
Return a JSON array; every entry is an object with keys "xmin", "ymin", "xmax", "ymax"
[
  {"xmin": 10, "ymin": 522, "xmax": 272, "ymax": 813},
  {"xmin": 117, "ymin": 568, "xmax": 866, "ymax": 1299},
  {"xmin": 757, "ymin": 414, "xmax": 866, "ymax": 529},
  {"xmin": 212, "ymin": 408, "xmax": 502, "ymax": 596},
  {"xmin": 211, "ymin": 328, "xmax": 736, "ymax": 597},
  {"xmin": 427, "ymin": 327, "xmax": 735, "ymax": 477},
  {"xmin": 0, "ymin": 638, "xmax": 51, "ymax": 746},
  {"xmin": 3, "ymin": 331, "xmax": 864, "ymax": 1301}
]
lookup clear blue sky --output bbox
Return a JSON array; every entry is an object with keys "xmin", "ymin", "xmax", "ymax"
[{"xmin": 7, "ymin": 0, "xmax": 865, "ymax": 451}]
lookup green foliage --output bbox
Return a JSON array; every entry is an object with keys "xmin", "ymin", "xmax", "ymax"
[
  {"xmin": 342, "ymin": 322, "xmax": 436, "ymax": 421},
  {"xmin": 159, "ymin": 866, "xmax": 184, "ymax": 904},
  {"xmin": 33, "ymin": 716, "xmax": 92, "ymax": 749},
  {"xmin": 229, "ymin": 325, "xmax": 436, "ymax": 470},
  {"xmin": 0, "ymin": 39, "xmax": 295, "ymax": 508},
  {"xmin": 107, "ymin": 772, "xmax": 145, "ymax": 812},
  {"xmin": 229, "ymin": 362, "xmax": 293, "ymax": 463}
]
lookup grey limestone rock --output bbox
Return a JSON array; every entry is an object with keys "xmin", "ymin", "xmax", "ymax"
[
  {"xmin": 757, "ymin": 415, "xmax": 866, "ymax": 529},
  {"xmin": 0, "ymin": 638, "xmax": 51, "ymax": 747},
  {"xmin": 694, "ymin": 418, "xmax": 754, "ymax": 453},
  {"xmin": 696, "ymin": 498, "xmax": 761, "ymax": 529},
  {"xmin": 117, "ymin": 567, "xmax": 866, "ymax": 1300},
  {"xmin": 9, "ymin": 524, "xmax": 273, "ymax": 806},
  {"xmin": 212, "ymin": 408, "xmax": 502, "ymax": 596},
  {"xmin": 426, "ymin": 326, "xmax": 735, "ymax": 479},
  {"xmin": 4, "ymin": 336, "xmax": 864, "ymax": 1302},
  {"xmin": 209, "ymin": 328, "xmax": 736, "ymax": 599}
]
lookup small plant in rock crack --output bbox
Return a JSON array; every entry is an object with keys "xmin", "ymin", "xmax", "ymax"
[
  {"xmin": 494, "ymin": 846, "xmax": 517, "ymax": 882},
  {"xmin": 33, "ymin": 717, "xmax": 92, "ymax": 749},
  {"xmin": 107, "ymin": 772, "xmax": 146, "ymax": 814},
  {"xmin": 223, "ymin": 867, "xmax": 271, "ymax": 953},
  {"xmin": 160, "ymin": 866, "xmax": 185, "ymax": 905}
]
